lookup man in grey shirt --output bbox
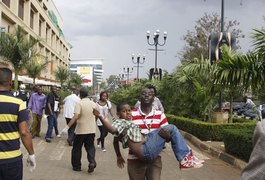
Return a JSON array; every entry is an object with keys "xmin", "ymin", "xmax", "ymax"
[
  {"xmin": 134, "ymin": 85, "xmax": 164, "ymax": 112},
  {"xmin": 241, "ymin": 120, "xmax": 265, "ymax": 180}
]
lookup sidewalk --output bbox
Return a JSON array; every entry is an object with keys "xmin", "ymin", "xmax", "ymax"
[
  {"xmin": 22, "ymin": 112, "xmax": 242, "ymax": 180},
  {"xmin": 180, "ymin": 130, "xmax": 247, "ymax": 171}
]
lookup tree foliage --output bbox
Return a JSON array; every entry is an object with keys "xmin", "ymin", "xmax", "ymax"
[
  {"xmin": 25, "ymin": 55, "xmax": 49, "ymax": 85},
  {"xmin": 67, "ymin": 72, "xmax": 83, "ymax": 88},
  {"xmin": 54, "ymin": 66, "xmax": 69, "ymax": 87},
  {"xmin": 179, "ymin": 12, "xmax": 244, "ymax": 64},
  {"xmin": 0, "ymin": 26, "xmax": 39, "ymax": 90}
]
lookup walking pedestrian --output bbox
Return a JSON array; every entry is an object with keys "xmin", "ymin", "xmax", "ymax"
[
  {"xmin": 61, "ymin": 87, "xmax": 97, "ymax": 173},
  {"xmin": 53, "ymin": 90, "xmax": 61, "ymax": 138},
  {"xmin": 44, "ymin": 86, "xmax": 57, "ymax": 143},
  {"xmin": 63, "ymin": 88, "xmax": 80, "ymax": 146},
  {"xmin": 0, "ymin": 67, "xmax": 36, "ymax": 179},
  {"xmin": 28, "ymin": 86, "xmax": 46, "ymax": 138},
  {"xmin": 13, "ymin": 83, "xmax": 29, "ymax": 108},
  {"xmin": 241, "ymin": 120, "xmax": 265, "ymax": 180},
  {"xmin": 96, "ymin": 91, "xmax": 114, "ymax": 152}
]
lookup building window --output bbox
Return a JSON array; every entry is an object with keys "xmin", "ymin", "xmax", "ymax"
[
  {"xmin": 46, "ymin": 25, "xmax": 51, "ymax": 42},
  {"xmin": 18, "ymin": 0, "xmax": 24, "ymax": 20},
  {"xmin": 51, "ymin": 31, "xmax": 55, "ymax": 47},
  {"xmin": 39, "ymin": 16, "xmax": 45, "ymax": 37},
  {"xmin": 2, "ymin": 0, "xmax": 10, "ymax": 7},
  {"xmin": 30, "ymin": 10, "xmax": 35, "ymax": 29},
  {"xmin": 39, "ymin": 20, "xmax": 42, "ymax": 36}
]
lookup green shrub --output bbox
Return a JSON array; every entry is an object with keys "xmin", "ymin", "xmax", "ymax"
[
  {"xmin": 59, "ymin": 89, "xmax": 71, "ymax": 103},
  {"xmin": 223, "ymin": 128, "xmax": 255, "ymax": 161},
  {"xmin": 233, "ymin": 117, "xmax": 253, "ymax": 123},
  {"xmin": 167, "ymin": 114, "xmax": 256, "ymax": 141}
]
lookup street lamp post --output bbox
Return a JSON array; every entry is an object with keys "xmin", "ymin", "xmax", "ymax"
[
  {"xmin": 132, "ymin": 54, "xmax": 145, "ymax": 82},
  {"xmin": 119, "ymin": 73, "xmax": 124, "ymax": 80},
  {"xmin": 221, "ymin": 0, "xmax": 224, "ymax": 32},
  {"xmin": 123, "ymin": 67, "xmax": 133, "ymax": 85},
  {"xmin": 146, "ymin": 29, "xmax": 167, "ymax": 79}
]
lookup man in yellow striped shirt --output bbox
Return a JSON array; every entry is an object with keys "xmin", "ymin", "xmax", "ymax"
[{"xmin": 0, "ymin": 67, "xmax": 35, "ymax": 180}]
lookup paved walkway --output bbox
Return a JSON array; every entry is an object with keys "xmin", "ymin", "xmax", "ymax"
[{"xmin": 21, "ymin": 113, "xmax": 242, "ymax": 180}]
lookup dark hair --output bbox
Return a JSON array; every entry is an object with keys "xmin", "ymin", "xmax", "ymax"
[
  {"xmin": 0, "ymin": 67, "xmax": 12, "ymax": 85},
  {"xmin": 79, "ymin": 87, "xmax": 88, "ymax": 98},
  {"xmin": 99, "ymin": 91, "xmax": 108, "ymax": 100},
  {"xmin": 145, "ymin": 84, "xmax": 157, "ymax": 96},
  {"xmin": 116, "ymin": 102, "xmax": 130, "ymax": 113}
]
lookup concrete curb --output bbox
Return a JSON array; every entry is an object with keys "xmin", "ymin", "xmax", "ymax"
[{"xmin": 180, "ymin": 130, "xmax": 247, "ymax": 171}]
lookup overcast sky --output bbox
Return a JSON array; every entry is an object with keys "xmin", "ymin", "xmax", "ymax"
[{"xmin": 54, "ymin": 0, "xmax": 264, "ymax": 79}]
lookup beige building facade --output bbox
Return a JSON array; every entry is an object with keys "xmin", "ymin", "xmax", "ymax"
[{"xmin": 0, "ymin": 0, "xmax": 70, "ymax": 83}]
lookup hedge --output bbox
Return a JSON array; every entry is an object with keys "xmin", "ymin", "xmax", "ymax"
[
  {"xmin": 166, "ymin": 114, "xmax": 256, "ymax": 141},
  {"xmin": 223, "ymin": 128, "xmax": 255, "ymax": 161}
]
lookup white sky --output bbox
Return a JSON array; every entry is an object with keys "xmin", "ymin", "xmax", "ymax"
[{"xmin": 54, "ymin": 0, "xmax": 264, "ymax": 79}]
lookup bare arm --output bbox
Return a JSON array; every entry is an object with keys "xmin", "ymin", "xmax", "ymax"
[
  {"xmin": 19, "ymin": 121, "xmax": 34, "ymax": 155},
  {"xmin": 93, "ymin": 109, "xmax": 117, "ymax": 134},
  {"xmin": 67, "ymin": 113, "xmax": 80, "ymax": 127},
  {"xmin": 113, "ymin": 137, "xmax": 125, "ymax": 168},
  {"xmin": 109, "ymin": 108, "xmax": 114, "ymax": 118}
]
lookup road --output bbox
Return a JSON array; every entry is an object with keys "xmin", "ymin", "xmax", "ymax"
[{"xmin": 21, "ymin": 113, "xmax": 242, "ymax": 180}]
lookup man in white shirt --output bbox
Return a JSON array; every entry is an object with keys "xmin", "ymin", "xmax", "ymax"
[{"xmin": 63, "ymin": 89, "xmax": 80, "ymax": 146}]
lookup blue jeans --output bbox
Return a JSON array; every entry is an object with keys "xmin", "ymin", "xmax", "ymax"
[
  {"xmin": 66, "ymin": 118, "xmax": 76, "ymax": 143},
  {"xmin": 53, "ymin": 112, "xmax": 59, "ymax": 135},
  {"xmin": 0, "ymin": 159, "xmax": 23, "ymax": 180},
  {"xmin": 142, "ymin": 124, "xmax": 189, "ymax": 162},
  {"xmin": 45, "ymin": 114, "xmax": 55, "ymax": 139}
]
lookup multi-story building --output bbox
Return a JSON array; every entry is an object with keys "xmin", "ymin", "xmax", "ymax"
[
  {"xmin": 70, "ymin": 59, "xmax": 104, "ymax": 87},
  {"xmin": 0, "ymin": 0, "xmax": 70, "ymax": 84}
]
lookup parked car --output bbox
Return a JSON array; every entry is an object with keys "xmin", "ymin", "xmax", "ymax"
[{"xmin": 221, "ymin": 102, "xmax": 245, "ymax": 114}]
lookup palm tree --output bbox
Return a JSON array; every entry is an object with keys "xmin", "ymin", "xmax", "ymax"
[
  {"xmin": 54, "ymin": 66, "xmax": 69, "ymax": 88},
  {"xmin": 0, "ymin": 26, "xmax": 39, "ymax": 91},
  {"xmin": 67, "ymin": 72, "xmax": 83, "ymax": 88},
  {"xmin": 25, "ymin": 55, "xmax": 50, "ymax": 85},
  {"xmin": 159, "ymin": 57, "xmax": 219, "ymax": 120},
  {"xmin": 178, "ymin": 58, "xmax": 218, "ymax": 120},
  {"xmin": 250, "ymin": 29, "xmax": 265, "ymax": 89},
  {"xmin": 214, "ymin": 46, "xmax": 251, "ymax": 122}
]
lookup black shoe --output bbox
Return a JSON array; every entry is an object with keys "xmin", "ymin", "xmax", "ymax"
[
  {"xmin": 88, "ymin": 164, "xmax": 96, "ymax": 173},
  {"xmin": 73, "ymin": 167, "xmax": 81, "ymax": 171},
  {"xmin": 45, "ymin": 138, "xmax": 51, "ymax": 143},
  {"xmin": 67, "ymin": 139, "xmax": 73, "ymax": 146}
]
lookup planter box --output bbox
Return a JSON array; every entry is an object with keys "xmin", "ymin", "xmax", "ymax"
[{"xmin": 213, "ymin": 112, "xmax": 228, "ymax": 123}]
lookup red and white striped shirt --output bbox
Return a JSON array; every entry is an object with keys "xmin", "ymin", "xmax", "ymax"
[{"xmin": 127, "ymin": 107, "xmax": 168, "ymax": 161}]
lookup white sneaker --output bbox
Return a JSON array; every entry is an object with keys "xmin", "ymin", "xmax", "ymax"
[
  {"xmin": 193, "ymin": 156, "xmax": 205, "ymax": 164},
  {"xmin": 56, "ymin": 134, "xmax": 61, "ymax": 138},
  {"xmin": 179, "ymin": 152, "xmax": 203, "ymax": 169},
  {"xmin": 102, "ymin": 148, "xmax": 106, "ymax": 152}
]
